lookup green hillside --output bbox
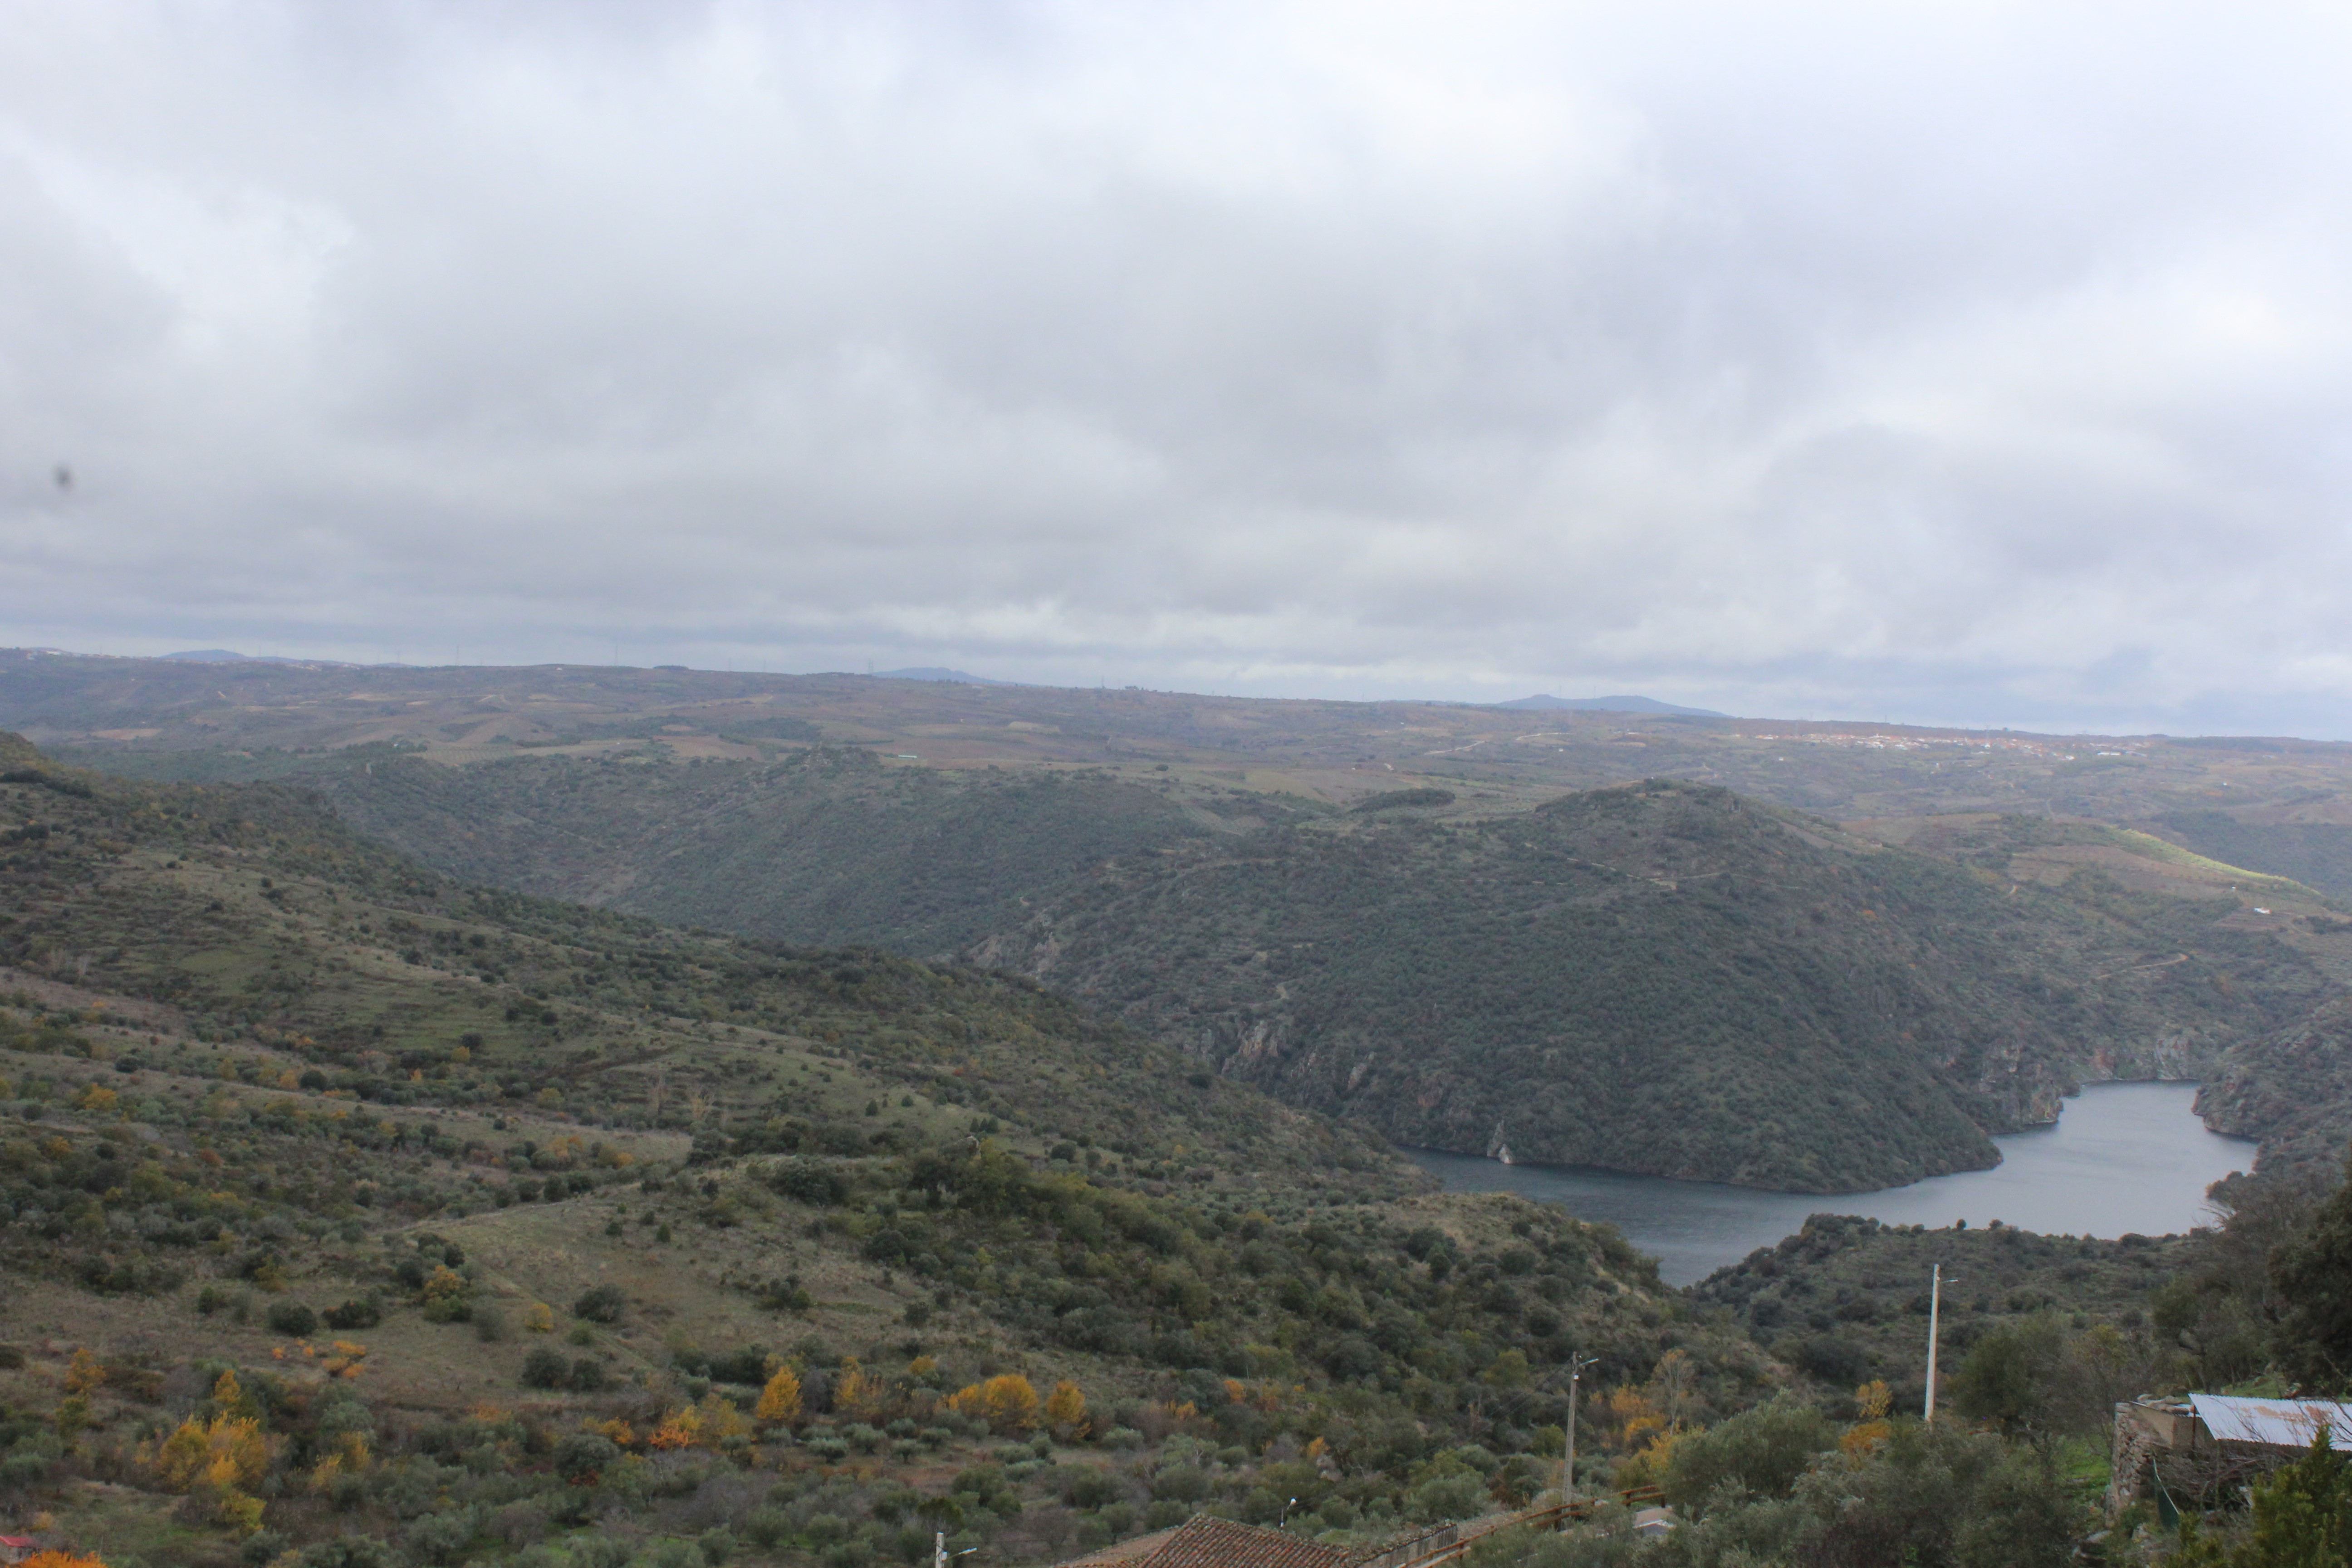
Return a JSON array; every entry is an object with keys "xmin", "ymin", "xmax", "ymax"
[
  {"xmin": 156, "ymin": 746, "xmax": 2339, "ymax": 1193},
  {"xmin": 0, "ymin": 733, "xmax": 1392, "ymax": 1206},
  {"xmin": 2156, "ymin": 809, "xmax": 2352, "ymax": 902},
  {"xmin": 305, "ymin": 748, "xmax": 1303, "ymax": 956},
  {"xmin": 1687, "ymin": 1214, "xmax": 2200, "ymax": 1413},
  {"xmin": 0, "ymin": 733, "xmax": 1793, "ymax": 1566},
  {"xmin": 974, "ymin": 782, "xmax": 2332, "ymax": 1192}
]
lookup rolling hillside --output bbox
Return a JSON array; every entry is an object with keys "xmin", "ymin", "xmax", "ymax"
[
  {"xmin": 0, "ymin": 732, "xmax": 1788, "ymax": 1566},
  {"xmin": 61, "ymin": 732, "xmax": 2336, "ymax": 1193},
  {"xmin": 16, "ymin": 648, "xmax": 2352, "ymax": 1192},
  {"xmin": 301, "ymin": 747, "xmax": 1316, "ymax": 956}
]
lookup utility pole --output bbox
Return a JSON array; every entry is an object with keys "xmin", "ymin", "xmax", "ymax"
[
  {"xmin": 1924, "ymin": 1264, "xmax": 1954, "ymax": 1421},
  {"xmin": 1561, "ymin": 1352, "xmax": 1595, "ymax": 1514}
]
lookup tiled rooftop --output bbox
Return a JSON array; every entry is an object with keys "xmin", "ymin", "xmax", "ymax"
[{"xmin": 1057, "ymin": 1514, "xmax": 1354, "ymax": 1568}]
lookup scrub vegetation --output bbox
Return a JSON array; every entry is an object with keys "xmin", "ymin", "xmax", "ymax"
[
  {"xmin": 0, "ymin": 735, "xmax": 1780, "ymax": 1567},
  {"xmin": 982, "ymin": 781, "xmax": 2330, "ymax": 1191}
]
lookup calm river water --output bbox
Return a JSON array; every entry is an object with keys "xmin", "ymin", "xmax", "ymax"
[{"xmin": 1410, "ymin": 1081, "xmax": 2256, "ymax": 1286}]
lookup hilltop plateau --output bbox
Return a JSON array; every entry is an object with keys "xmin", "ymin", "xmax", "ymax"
[{"xmin": 14, "ymin": 648, "xmax": 2352, "ymax": 905}]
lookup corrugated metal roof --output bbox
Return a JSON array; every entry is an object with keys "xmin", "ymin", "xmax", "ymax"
[{"xmin": 2190, "ymin": 1394, "xmax": 2352, "ymax": 1448}]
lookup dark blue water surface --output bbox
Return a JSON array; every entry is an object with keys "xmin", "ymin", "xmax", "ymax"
[{"xmin": 1410, "ymin": 1081, "xmax": 2255, "ymax": 1286}]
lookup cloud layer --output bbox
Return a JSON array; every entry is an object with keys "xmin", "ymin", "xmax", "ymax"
[{"xmin": 5, "ymin": 2, "xmax": 2351, "ymax": 733}]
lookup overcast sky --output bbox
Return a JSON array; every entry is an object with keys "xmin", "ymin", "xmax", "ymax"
[{"xmin": 4, "ymin": 3, "xmax": 2350, "ymax": 734}]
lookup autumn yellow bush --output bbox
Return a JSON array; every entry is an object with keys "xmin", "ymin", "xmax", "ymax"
[
  {"xmin": 834, "ymin": 1357, "xmax": 889, "ymax": 1422},
  {"xmin": 755, "ymin": 1365, "xmax": 803, "ymax": 1426},
  {"xmin": 154, "ymin": 1409, "xmax": 271, "ymax": 1493},
  {"xmin": 62, "ymin": 1348, "xmax": 105, "ymax": 1396},
  {"xmin": 650, "ymin": 1391, "xmax": 752, "ymax": 1451},
  {"xmin": 1840, "ymin": 1380, "xmax": 1893, "ymax": 1456},
  {"xmin": 1045, "ymin": 1379, "xmax": 1087, "ymax": 1437},
  {"xmin": 947, "ymin": 1373, "xmax": 1040, "ymax": 1434}
]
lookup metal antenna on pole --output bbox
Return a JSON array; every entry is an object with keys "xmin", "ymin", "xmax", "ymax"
[{"xmin": 1562, "ymin": 1352, "xmax": 1595, "ymax": 1516}]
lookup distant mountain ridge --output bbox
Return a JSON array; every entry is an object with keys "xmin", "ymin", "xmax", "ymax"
[
  {"xmin": 162, "ymin": 648, "xmax": 367, "ymax": 666},
  {"xmin": 1496, "ymin": 692, "xmax": 1727, "ymax": 716},
  {"xmin": 875, "ymin": 666, "xmax": 1019, "ymax": 686}
]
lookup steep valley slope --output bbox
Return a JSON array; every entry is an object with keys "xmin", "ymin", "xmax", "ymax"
[
  {"xmin": 17, "ymin": 641, "xmax": 2352, "ymax": 1193},
  {"xmin": 156, "ymin": 739, "xmax": 2347, "ymax": 1193},
  {"xmin": 969, "ymin": 779, "xmax": 2337, "ymax": 1191}
]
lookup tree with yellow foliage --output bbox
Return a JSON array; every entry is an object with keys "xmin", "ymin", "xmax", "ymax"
[
  {"xmin": 755, "ymin": 1364, "xmax": 803, "ymax": 1427},
  {"xmin": 155, "ymin": 1408, "xmax": 271, "ymax": 1494},
  {"xmin": 1840, "ymin": 1380, "xmax": 1893, "ymax": 1456},
  {"xmin": 63, "ymin": 1348, "xmax": 105, "ymax": 1396},
  {"xmin": 834, "ymin": 1357, "xmax": 889, "ymax": 1422},
  {"xmin": 648, "ymin": 1391, "xmax": 750, "ymax": 1451},
  {"xmin": 696, "ymin": 1389, "xmax": 750, "ymax": 1449},
  {"xmin": 1045, "ymin": 1379, "xmax": 1087, "ymax": 1439},
  {"xmin": 523, "ymin": 1302, "xmax": 556, "ymax": 1334},
  {"xmin": 152, "ymin": 1394, "xmax": 274, "ymax": 1534},
  {"xmin": 308, "ymin": 1430, "xmax": 371, "ymax": 1494},
  {"xmin": 1598, "ymin": 1384, "xmax": 1666, "ymax": 1453},
  {"xmin": 648, "ymin": 1404, "xmax": 701, "ymax": 1450},
  {"xmin": 947, "ymin": 1373, "xmax": 1040, "ymax": 1434},
  {"xmin": 208, "ymin": 1370, "xmax": 259, "ymax": 1420}
]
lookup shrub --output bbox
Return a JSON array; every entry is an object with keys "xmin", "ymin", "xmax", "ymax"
[
  {"xmin": 266, "ymin": 1301, "xmax": 318, "ymax": 1338},
  {"xmin": 1665, "ymin": 1395, "xmax": 1834, "ymax": 1509},
  {"xmin": 402, "ymin": 1507, "xmax": 481, "ymax": 1567},
  {"xmin": 573, "ymin": 1284, "xmax": 626, "ymax": 1324},
  {"xmin": 1066, "ymin": 1467, "xmax": 1123, "ymax": 1509},
  {"xmin": 323, "ymin": 1298, "xmax": 381, "ymax": 1330},
  {"xmin": 521, "ymin": 1348, "xmax": 570, "ymax": 1389},
  {"xmin": 1403, "ymin": 1467, "xmax": 1488, "ymax": 1524},
  {"xmin": 551, "ymin": 1431, "xmax": 620, "ymax": 1485}
]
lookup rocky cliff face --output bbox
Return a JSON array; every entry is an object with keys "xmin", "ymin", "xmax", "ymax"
[{"xmin": 2199, "ymin": 998, "xmax": 2352, "ymax": 1178}]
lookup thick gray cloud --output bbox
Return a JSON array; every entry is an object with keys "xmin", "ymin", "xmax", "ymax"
[{"xmin": 5, "ymin": 1, "xmax": 2351, "ymax": 733}]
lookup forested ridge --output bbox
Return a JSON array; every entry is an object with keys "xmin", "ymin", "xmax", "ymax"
[
  {"xmin": 305, "ymin": 748, "xmax": 1302, "ymax": 957},
  {"xmin": 977, "ymin": 781, "xmax": 2332, "ymax": 1191},
  {"xmin": 137, "ymin": 747, "xmax": 2333, "ymax": 1192}
]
